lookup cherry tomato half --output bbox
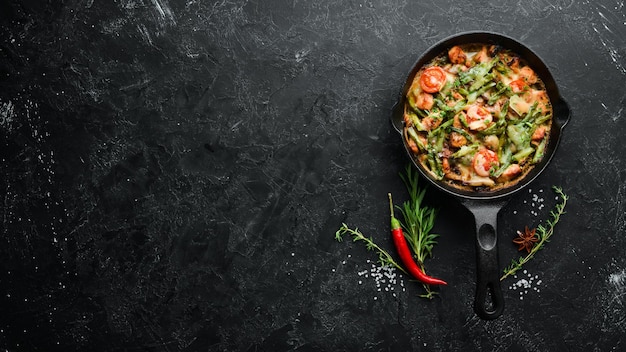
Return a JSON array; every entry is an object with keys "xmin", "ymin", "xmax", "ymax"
[{"xmin": 419, "ymin": 66, "xmax": 447, "ymax": 93}]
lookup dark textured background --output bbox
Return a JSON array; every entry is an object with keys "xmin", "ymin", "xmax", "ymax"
[{"xmin": 1, "ymin": 0, "xmax": 625, "ymax": 351}]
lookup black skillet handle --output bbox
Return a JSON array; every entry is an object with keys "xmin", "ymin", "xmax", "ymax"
[{"xmin": 463, "ymin": 199, "xmax": 508, "ymax": 320}]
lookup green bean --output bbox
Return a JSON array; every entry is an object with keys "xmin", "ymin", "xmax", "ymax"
[
  {"xmin": 450, "ymin": 126, "xmax": 474, "ymax": 143},
  {"xmin": 507, "ymin": 124, "xmax": 531, "ymax": 150},
  {"xmin": 492, "ymin": 145, "xmax": 513, "ymax": 178},
  {"xmin": 469, "ymin": 74, "xmax": 495, "ymax": 93},
  {"xmin": 488, "ymin": 81, "xmax": 510, "ymax": 105},
  {"xmin": 534, "ymin": 113, "xmax": 552, "ymax": 125},
  {"xmin": 429, "ymin": 118, "xmax": 454, "ymax": 137},
  {"xmin": 521, "ymin": 102, "xmax": 540, "ymax": 123},
  {"xmin": 407, "ymin": 127, "xmax": 427, "ymax": 151},
  {"xmin": 427, "ymin": 149, "xmax": 443, "ymax": 179},
  {"xmin": 497, "ymin": 100, "xmax": 510, "ymax": 120},
  {"xmin": 513, "ymin": 147, "xmax": 535, "ymax": 162},
  {"xmin": 467, "ymin": 82, "xmax": 496, "ymax": 103},
  {"xmin": 532, "ymin": 138, "xmax": 546, "ymax": 164},
  {"xmin": 451, "ymin": 144, "xmax": 479, "ymax": 158}
]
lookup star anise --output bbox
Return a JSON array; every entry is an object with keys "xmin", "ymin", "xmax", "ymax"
[{"xmin": 512, "ymin": 226, "xmax": 539, "ymax": 253}]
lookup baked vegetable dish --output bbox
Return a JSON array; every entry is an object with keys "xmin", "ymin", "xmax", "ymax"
[{"xmin": 403, "ymin": 43, "xmax": 553, "ymax": 191}]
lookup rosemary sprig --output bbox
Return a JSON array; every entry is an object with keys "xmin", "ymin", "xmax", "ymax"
[
  {"xmin": 500, "ymin": 186, "xmax": 568, "ymax": 281},
  {"xmin": 335, "ymin": 224, "xmax": 407, "ymax": 275},
  {"xmin": 398, "ymin": 165, "xmax": 440, "ymax": 266},
  {"xmin": 397, "ymin": 165, "xmax": 441, "ymax": 298}
]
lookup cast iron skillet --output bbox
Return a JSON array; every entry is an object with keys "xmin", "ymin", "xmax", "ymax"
[{"xmin": 391, "ymin": 31, "xmax": 570, "ymax": 320}]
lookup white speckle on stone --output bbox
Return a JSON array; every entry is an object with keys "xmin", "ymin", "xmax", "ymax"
[{"xmin": 509, "ymin": 270, "xmax": 542, "ymax": 300}]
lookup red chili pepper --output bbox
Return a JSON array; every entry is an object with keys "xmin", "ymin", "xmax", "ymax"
[{"xmin": 388, "ymin": 193, "xmax": 447, "ymax": 286}]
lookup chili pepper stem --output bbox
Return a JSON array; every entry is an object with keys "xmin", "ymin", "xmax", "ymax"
[{"xmin": 388, "ymin": 193, "xmax": 402, "ymax": 231}]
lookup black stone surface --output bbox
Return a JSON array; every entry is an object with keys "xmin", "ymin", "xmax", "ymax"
[{"xmin": 1, "ymin": 1, "xmax": 625, "ymax": 351}]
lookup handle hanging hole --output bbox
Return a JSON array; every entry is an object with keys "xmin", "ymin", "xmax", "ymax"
[
  {"xmin": 482, "ymin": 283, "xmax": 496, "ymax": 313},
  {"xmin": 478, "ymin": 224, "xmax": 496, "ymax": 250}
]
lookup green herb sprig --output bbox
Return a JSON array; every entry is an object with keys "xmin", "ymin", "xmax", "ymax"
[
  {"xmin": 398, "ymin": 165, "xmax": 441, "ymax": 298},
  {"xmin": 398, "ymin": 165, "xmax": 439, "ymax": 266},
  {"xmin": 335, "ymin": 224, "xmax": 407, "ymax": 275},
  {"xmin": 501, "ymin": 186, "xmax": 568, "ymax": 281},
  {"xmin": 335, "ymin": 165, "xmax": 442, "ymax": 299}
]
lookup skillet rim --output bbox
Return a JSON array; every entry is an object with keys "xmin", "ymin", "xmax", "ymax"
[{"xmin": 392, "ymin": 30, "xmax": 570, "ymax": 200}]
